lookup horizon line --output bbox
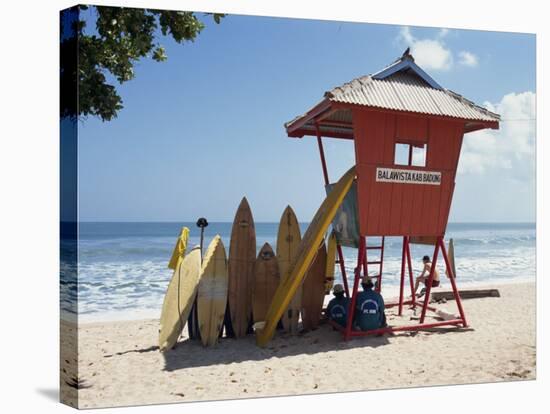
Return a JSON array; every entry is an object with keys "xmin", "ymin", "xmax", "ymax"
[{"xmin": 72, "ymin": 220, "xmax": 536, "ymax": 224}]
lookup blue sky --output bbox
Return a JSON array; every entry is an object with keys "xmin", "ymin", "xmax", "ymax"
[{"xmin": 77, "ymin": 10, "xmax": 536, "ymax": 222}]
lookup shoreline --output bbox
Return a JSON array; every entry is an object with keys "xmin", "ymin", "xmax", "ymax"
[
  {"xmin": 65, "ymin": 281, "xmax": 536, "ymax": 408},
  {"xmin": 71, "ymin": 276, "xmax": 536, "ymax": 324}
]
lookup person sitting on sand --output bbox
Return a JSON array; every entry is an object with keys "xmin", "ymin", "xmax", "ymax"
[
  {"xmin": 413, "ymin": 255, "xmax": 440, "ymax": 297},
  {"xmin": 326, "ymin": 284, "xmax": 350, "ymax": 327},
  {"xmin": 354, "ymin": 276, "xmax": 386, "ymax": 331}
]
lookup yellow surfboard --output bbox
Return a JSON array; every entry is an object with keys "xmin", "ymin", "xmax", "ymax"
[
  {"xmin": 256, "ymin": 166, "xmax": 356, "ymax": 347},
  {"xmin": 159, "ymin": 246, "xmax": 201, "ymax": 351},
  {"xmin": 197, "ymin": 235, "xmax": 228, "ymax": 347},
  {"xmin": 276, "ymin": 205, "xmax": 302, "ymax": 334},
  {"xmin": 325, "ymin": 231, "xmax": 337, "ymax": 294},
  {"xmin": 167, "ymin": 227, "xmax": 190, "ymax": 270}
]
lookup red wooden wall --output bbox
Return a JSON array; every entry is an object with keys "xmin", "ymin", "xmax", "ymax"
[{"xmin": 352, "ymin": 108, "xmax": 464, "ymax": 237}]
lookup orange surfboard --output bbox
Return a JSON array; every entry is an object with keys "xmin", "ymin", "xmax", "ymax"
[
  {"xmin": 301, "ymin": 241, "xmax": 327, "ymax": 331},
  {"xmin": 252, "ymin": 243, "xmax": 280, "ymax": 325},
  {"xmin": 228, "ymin": 197, "xmax": 256, "ymax": 337}
]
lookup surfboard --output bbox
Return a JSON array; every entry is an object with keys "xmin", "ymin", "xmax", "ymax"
[
  {"xmin": 301, "ymin": 241, "xmax": 327, "ymax": 331},
  {"xmin": 228, "ymin": 197, "xmax": 256, "ymax": 338},
  {"xmin": 276, "ymin": 205, "xmax": 302, "ymax": 333},
  {"xmin": 448, "ymin": 238, "xmax": 457, "ymax": 279},
  {"xmin": 252, "ymin": 243, "xmax": 280, "ymax": 325},
  {"xmin": 197, "ymin": 235, "xmax": 228, "ymax": 347},
  {"xmin": 325, "ymin": 231, "xmax": 337, "ymax": 294},
  {"xmin": 256, "ymin": 166, "xmax": 356, "ymax": 347},
  {"xmin": 167, "ymin": 227, "xmax": 190, "ymax": 270},
  {"xmin": 159, "ymin": 246, "xmax": 201, "ymax": 351}
]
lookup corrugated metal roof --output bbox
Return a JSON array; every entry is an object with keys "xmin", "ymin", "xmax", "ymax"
[
  {"xmin": 325, "ymin": 70, "xmax": 500, "ymax": 122},
  {"xmin": 285, "ymin": 53, "xmax": 500, "ymax": 138}
]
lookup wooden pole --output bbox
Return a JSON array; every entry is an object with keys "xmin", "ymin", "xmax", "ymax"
[
  {"xmin": 419, "ymin": 237, "xmax": 441, "ymax": 324},
  {"xmin": 315, "ymin": 124, "xmax": 330, "ymax": 186}
]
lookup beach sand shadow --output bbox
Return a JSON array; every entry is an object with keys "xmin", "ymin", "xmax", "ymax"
[
  {"xmin": 161, "ymin": 324, "xmax": 391, "ymax": 372},
  {"xmin": 104, "ymin": 345, "xmax": 159, "ymax": 358},
  {"xmin": 417, "ymin": 327, "xmax": 475, "ymax": 335}
]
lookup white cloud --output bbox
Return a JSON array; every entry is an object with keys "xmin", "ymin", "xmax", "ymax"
[
  {"xmin": 398, "ymin": 27, "xmax": 453, "ymax": 71},
  {"xmin": 438, "ymin": 28, "xmax": 450, "ymax": 38},
  {"xmin": 400, "ymin": 26, "xmax": 415, "ymax": 44},
  {"xmin": 458, "ymin": 91, "xmax": 536, "ymax": 179},
  {"xmin": 397, "ymin": 27, "xmax": 479, "ymax": 71},
  {"xmin": 458, "ymin": 51, "xmax": 479, "ymax": 67}
]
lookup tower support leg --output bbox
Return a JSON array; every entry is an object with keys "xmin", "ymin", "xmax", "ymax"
[
  {"xmin": 406, "ymin": 237, "xmax": 415, "ymax": 307},
  {"xmin": 419, "ymin": 237, "xmax": 441, "ymax": 323},
  {"xmin": 362, "ymin": 241, "xmax": 368, "ymax": 286},
  {"xmin": 344, "ymin": 236, "xmax": 365, "ymax": 341},
  {"xmin": 336, "ymin": 244, "xmax": 349, "ymax": 298},
  {"xmin": 440, "ymin": 239, "xmax": 468, "ymax": 327},
  {"xmin": 398, "ymin": 236, "xmax": 407, "ymax": 316}
]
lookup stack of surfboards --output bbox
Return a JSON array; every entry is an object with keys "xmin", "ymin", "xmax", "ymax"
[
  {"xmin": 159, "ymin": 227, "xmax": 200, "ymax": 351},
  {"xmin": 159, "ymin": 188, "xmax": 345, "ymax": 349},
  {"xmin": 159, "ymin": 197, "xmax": 259, "ymax": 349},
  {"xmin": 159, "ymin": 227, "xmax": 230, "ymax": 349},
  {"xmin": 274, "ymin": 205, "xmax": 332, "ymax": 334},
  {"xmin": 227, "ymin": 198, "xmax": 293, "ymax": 338},
  {"xmin": 256, "ymin": 166, "xmax": 356, "ymax": 347},
  {"xmin": 227, "ymin": 199, "xmax": 330, "ymax": 338}
]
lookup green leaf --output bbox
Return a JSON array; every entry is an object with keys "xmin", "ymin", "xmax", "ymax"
[{"xmin": 60, "ymin": 5, "xmax": 225, "ymax": 122}]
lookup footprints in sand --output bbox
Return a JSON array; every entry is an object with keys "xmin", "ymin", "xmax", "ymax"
[
  {"xmin": 506, "ymin": 369, "xmax": 532, "ymax": 379},
  {"xmin": 65, "ymin": 376, "xmax": 92, "ymax": 390},
  {"xmin": 505, "ymin": 357, "xmax": 535, "ymax": 379}
]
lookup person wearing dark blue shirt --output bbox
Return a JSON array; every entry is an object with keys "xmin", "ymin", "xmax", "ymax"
[
  {"xmin": 326, "ymin": 284, "xmax": 350, "ymax": 327},
  {"xmin": 354, "ymin": 276, "xmax": 386, "ymax": 331}
]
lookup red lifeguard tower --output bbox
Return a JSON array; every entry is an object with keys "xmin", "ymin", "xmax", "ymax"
[{"xmin": 285, "ymin": 51, "xmax": 500, "ymax": 340}]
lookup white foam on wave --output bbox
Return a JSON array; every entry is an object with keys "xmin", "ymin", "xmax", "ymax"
[
  {"xmin": 73, "ymin": 225, "xmax": 536, "ymax": 323},
  {"xmin": 333, "ymin": 245, "xmax": 535, "ymax": 287},
  {"xmin": 76, "ymin": 259, "xmax": 172, "ymax": 319}
]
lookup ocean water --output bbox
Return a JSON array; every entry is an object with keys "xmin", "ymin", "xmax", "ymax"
[{"xmin": 61, "ymin": 222, "xmax": 535, "ymax": 322}]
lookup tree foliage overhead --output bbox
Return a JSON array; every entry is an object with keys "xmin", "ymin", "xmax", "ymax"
[{"xmin": 60, "ymin": 6, "xmax": 224, "ymax": 121}]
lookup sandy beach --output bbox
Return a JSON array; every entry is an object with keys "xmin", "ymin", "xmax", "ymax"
[{"xmin": 62, "ymin": 282, "xmax": 536, "ymax": 408}]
